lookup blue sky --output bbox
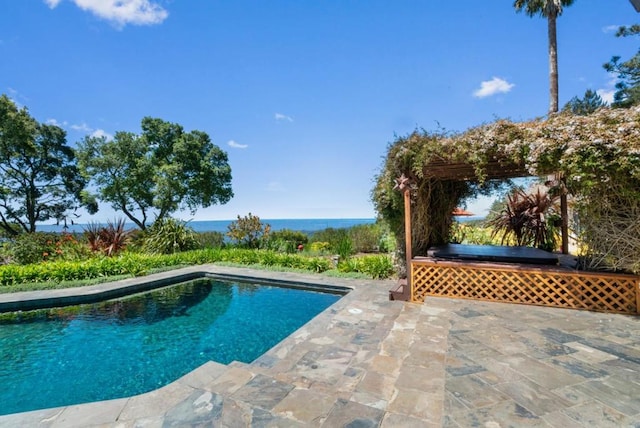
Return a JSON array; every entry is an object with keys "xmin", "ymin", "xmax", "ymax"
[{"xmin": 1, "ymin": 1, "xmax": 638, "ymax": 222}]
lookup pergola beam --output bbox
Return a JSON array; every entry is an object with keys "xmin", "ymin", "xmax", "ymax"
[{"xmin": 419, "ymin": 157, "xmax": 570, "ymax": 255}]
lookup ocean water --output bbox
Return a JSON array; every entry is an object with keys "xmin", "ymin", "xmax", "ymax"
[{"xmin": 38, "ymin": 218, "xmax": 377, "ymax": 234}]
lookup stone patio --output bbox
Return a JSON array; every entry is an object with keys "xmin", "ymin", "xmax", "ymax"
[{"xmin": 0, "ymin": 265, "xmax": 638, "ymax": 427}]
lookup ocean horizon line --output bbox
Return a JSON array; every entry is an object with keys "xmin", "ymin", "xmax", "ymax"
[
  {"xmin": 37, "ymin": 218, "xmax": 379, "ymax": 234},
  {"xmin": 37, "ymin": 216, "xmax": 485, "ymax": 234}
]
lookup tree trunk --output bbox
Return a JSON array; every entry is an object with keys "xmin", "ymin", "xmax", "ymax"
[
  {"xmin": 548, "ymin": 13, "xmax": 568, "ymax": 252},
  {"xmin": 548, "ymin": 14, "xmax": 559, "ymax": 114}
]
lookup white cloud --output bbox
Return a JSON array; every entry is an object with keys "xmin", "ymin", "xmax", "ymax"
[
  {"xmin": 46, "ymin": 118, "xmax": 68, "ymax": 126},
  {"xmin": 227, "ymin": 140, "xmax": 248, "ymax": 149},
  {"xmin": 44, "ymin": 0, "xmax": 168, "ymax": 28},
  {"xmin": 473, "ymin": 77, "xmax": 515, "ymax": 98},
  {"xmin": 602, "ymin": 25, "xmax": 620, "ymax": 34},
  {"xmin": 44, "ymin": 0, "xmax": 62, "ymax": 8},
  {"xmin": 90, "ymin": 129, "xmax": 113, "ymax": 140},
  {"xmin": 275, "ymin": 113, "xmax": 293, "ymax": 122},
  {"xmin": 71, "ymin": 122, "xmax": 92, "ymax": 132},
  {"xmin": 597, "ymin": 89, "xmax": 615, "ymax": 105},
  {"xmin": 6, "ymin": 88, "xmax": 28, "ymax": 108},
  {"xmin": 266, "ymin": 181, "xmax": 285, "ymax": 192}
]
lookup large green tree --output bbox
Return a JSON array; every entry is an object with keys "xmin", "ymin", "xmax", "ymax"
[
  {"xmin": 562, "ymin": 89, "xmax": 605, "ymax": 115},
  {"xmin": 604, "ymin": 24, "xmax": 640, "ymax": 108},
  {"xmin": 514, "ymin": 0, "xmax": 575, "ymax": 114},
  {"xmin": 0, "ymin": 95, "xmax": 96, "ymax": 236},
  {"xmin": 77, "ymin": 117, "xmax": 233, "ymax": 230}
]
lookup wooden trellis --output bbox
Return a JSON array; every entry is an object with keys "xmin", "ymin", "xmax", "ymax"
[{"xmin": 411, "ymin": 258, "xmax": 640, "ymax": 315}]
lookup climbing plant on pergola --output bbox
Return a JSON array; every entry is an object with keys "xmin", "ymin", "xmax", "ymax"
[{"xmin": 372, "ymin": 106, "xmax": 640, "ymax": 274}]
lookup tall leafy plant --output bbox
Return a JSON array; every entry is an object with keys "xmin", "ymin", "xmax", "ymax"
[
  {"xmin": 226, "ymin": 213, "xmax": 270, "ymax": 249},
  {"xmin": 487, "ymin": 187, "xmax": 560, "ymax": 251},
  {"xmin": 142, "ymin": 218, "xmax": 197, "ymax": 254},
  {"xmin": 84, "ymin": 219, "xmax": 131, "ymax": 256}
]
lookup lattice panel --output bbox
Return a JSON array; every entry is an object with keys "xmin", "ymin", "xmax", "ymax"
[{"xmin": 411, "ymin": 260, "xmax": 639, "ymax": 315}]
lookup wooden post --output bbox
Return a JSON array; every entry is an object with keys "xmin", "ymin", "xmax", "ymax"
[
  {"xmin": 550, "ymin": 173, "xmax": 569, "ymax": 255},
  {"xmin": 403, "ymin": 187, "xmax": 412, "ymax": 301},
  {"xmin": 636, "ymin": 277, "xmax": 640, "ymax": 315},
  {"xmin": 560, "ymin": 191, "xmax": 569, "ymax": 254}
]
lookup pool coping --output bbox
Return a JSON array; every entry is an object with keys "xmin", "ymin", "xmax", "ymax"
[{"xmin": 0, "ymin": 267, "xmax": 352, "ymax": 313}]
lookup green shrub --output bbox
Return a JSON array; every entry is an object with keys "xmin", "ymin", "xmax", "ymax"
[
  {"xmin": 358, "ymin": 255, "xmax": 395, "ymax": 279},
  {"xmin": 348, "ymin": 224, "xmax": 380, "ymax": 253},
  {"xmin": 309, "ymin": 241, "xmax": 331, "ymax": 253},
  {"xmin": 0, "ymin": 242, "xmax": 12, "ymax": 265},
  {"xmin": 9, "ymin": 232, "xmax": 90, "ymax": 265},
  {"xmin": 265, "ymin": 229, "xmax": 308, "ymax": 253},
  {"xmin": 196, "ymin": 231, "xmax": 225, "ymax": 249},
  {"xmin": 337, "ymin": 255, "xmax": 395, "ymax": 279},
  {"xmin": 226, "ymin": 213, "xmax": 271, "ymax": 249},
  {"xmin": 310, "ymin": 228, "xmax": 348, "ymax": 249},
  {"xmin": 0, "ymin": 247, "xmax": 394, "ymax": 288},
  {"xmin": 264, "ymin": 238, "xmax": 296, "ymax": 254},
  {"xmin": 450, "ymin": 223, "xmax": 504, "ymax": 246},
  {"xmin": 269, "ymin": 229, "xmax": 308, "ymax": 246},
  {"xmin": 10, "ymin": 232, "xmax": 56, "ymax": 265},
  {"xmin": 310, "ymin": 223, "xmax": 391, "ymax": 254},
  {"xmin": 335, "ymin": 236, "xmax": 354, "ymax": 259},
  {"xmin": 143, "ymin": 218, "xmax": 198, "ymax": 254},
  {"xmin": 377, "ymin": 231, "xmax": 396, "ymax": 253}
]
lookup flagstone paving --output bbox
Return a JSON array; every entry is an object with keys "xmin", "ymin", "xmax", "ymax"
[{"xmin": 0, "ymin": 265, "xmax": 638, "ymax": 427}]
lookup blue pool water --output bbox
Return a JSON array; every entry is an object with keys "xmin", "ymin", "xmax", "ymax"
[{"xmin": 0, "ymin": 278, "xmax": 342, "ymax": 416}]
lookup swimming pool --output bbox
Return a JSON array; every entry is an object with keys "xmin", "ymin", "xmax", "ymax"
[{"xmin": 0, "ymin": 277, "xmax": 344, "ymax": 416}]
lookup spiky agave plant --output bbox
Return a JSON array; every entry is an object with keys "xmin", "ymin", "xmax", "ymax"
[
  {"xmin": 487, "ymin": 187, "xmax": 560, "ymax": 251},
  {"xmin": 143, "ymin": 218, "xmax": 198, "ymax": 254},
  {"xmin": 100, "ymin": 218, "xmax": 131, "ymax": 256},
  {"xmin": 83, "ymin": 218, "xmax": 131, "ymax": 256}
]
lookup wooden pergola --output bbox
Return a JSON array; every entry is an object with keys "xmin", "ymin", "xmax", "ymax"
[
  {"xmin": 421, "ymin": 155, "xmax": 571, "ymax": 254},
  {"xmin": 390, "ymin": 157, "xmax": 639, "ymax": 315}
]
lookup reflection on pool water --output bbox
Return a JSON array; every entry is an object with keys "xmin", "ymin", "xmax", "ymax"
[{"xmin": 0, "ymin": 278, "xmax": 342, "ymax": 416}]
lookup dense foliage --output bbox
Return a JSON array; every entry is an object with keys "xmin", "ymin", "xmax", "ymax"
[
  {"xmin": 373, "ymin": 106, "xmax": 640, "ymax": 273},
  {"xmin": 0, "ymin": 220, "xmax": 398, "ymax": 290},
  {"xmin": 77, "ymin": 117, "xmax": 233, "ymax": 230},
  {"xmin": 562, "ymin": 89, "xmax": 605, "ymax": 115},
  {"xmin": 486, "ymin": 187, "xmax": 560, "ymax": 251},
  {"xmin": 0, "ymin": 95, "xmax": 97, "ymax": 236},
  {"xmin": 0, "ymin": 249, "xmax": 396, "ymax": 288},
  {"xmin": 0, "ymin": 249, "xmax": 330, "ymax": 286},
  {"xmin": 226, "ymin": 213, "xmax": 271, "ymax": 248},
  {"xmin": 84, "ymin": 219, "xmax": 131, "ymax": 256},
  {"xmin": 604, "ymin": 24, "xmax": 640, "ymax": 108},
  {"xmin": 266, "ymin": 229, "xmax": 308, "ymax": 253},
  {"xmin": 142, "ymin": 217, "xmax": 198, "ymax": 254}
]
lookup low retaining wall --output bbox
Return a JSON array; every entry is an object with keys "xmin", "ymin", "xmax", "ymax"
[{"xmin": 411, "ymin": 257, "xmax": 639, "ymax": 315}]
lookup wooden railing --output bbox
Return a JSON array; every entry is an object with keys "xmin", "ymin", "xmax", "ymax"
[{"xmin": 411, "ymin": 257, "xmax": 640, "ymax": 315}]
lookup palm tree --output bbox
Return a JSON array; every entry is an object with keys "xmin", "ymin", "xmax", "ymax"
[
  {"xmin": 514, "ymin": 0, "xmax": 575, "ymax": 114},
  {"xmin": 514, "ymin": 0, "xmax": 575, "ymax": 254}
]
